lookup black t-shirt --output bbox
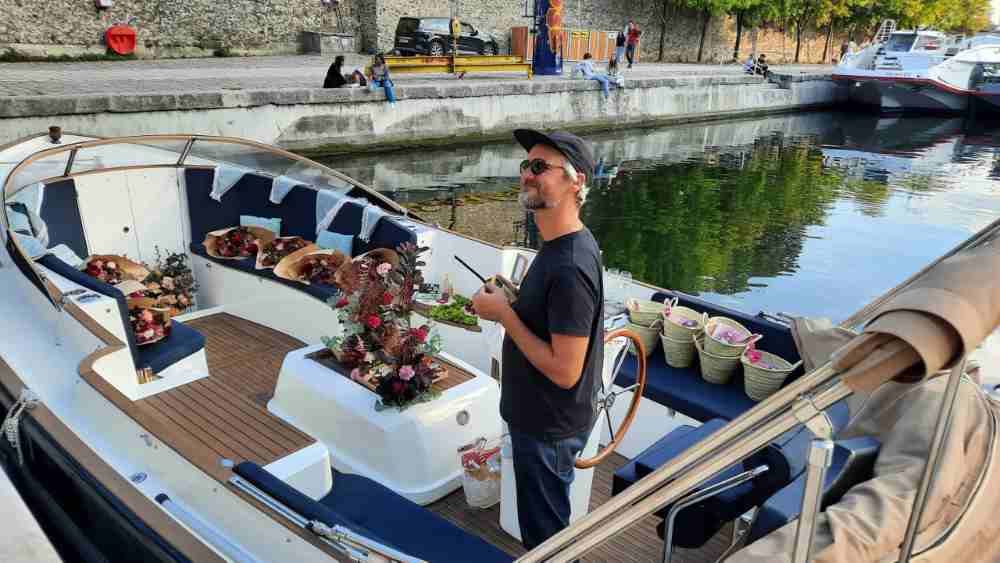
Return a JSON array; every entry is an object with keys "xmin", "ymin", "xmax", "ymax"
[{"xmin": 500, "ymin": 228, "xmax": 604, "ymax": 439}]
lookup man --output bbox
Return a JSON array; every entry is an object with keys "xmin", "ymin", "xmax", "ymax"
[
  {"xmin": 472, "ymin": 129, "xmax": 604, "ymax": 550},
  {"xmin": 626, "ymin": 20, "xmax": 641, "ymax": 69}
]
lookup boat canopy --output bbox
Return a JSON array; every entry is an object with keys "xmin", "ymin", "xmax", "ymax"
[{"xmin": 1, "ymin": 134, "xmax": 404, "ymax": 226}]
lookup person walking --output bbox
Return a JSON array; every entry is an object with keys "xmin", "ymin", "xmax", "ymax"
[
  {"xmin": 472, "ymin": 129, "xmax": 604, "ymax": 551},
  {"xmin": 614, "ymin": 30, "xmax": 626, "ymax": 69},
  {"xmin": 323, "ymin": 55, "xmax": 347, "ymax": 88},
  {"xmin": 626, "ymin": 20, "xmax": 642, "ymax": 69}
]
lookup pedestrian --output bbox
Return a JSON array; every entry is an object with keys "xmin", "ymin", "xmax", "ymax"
[
  {"xmin": 323, "ymin": 55, "xmax": 347, "ymax": 88},
  {"xmin": 626, "ymin": 20, "xmax": 642, "ymax": 69},
  {"xmin": 451, "ymin": 16, "xmax": 461, "ymax": 55},
  {"xmin": 367, "ymin": 54, "xmax": 397, "ymax": 105},
  {"xmin": 839, "ymin": 40, "xmax": 850, "ymax": 62},
  {"xmin": 472, "ymin": 128, "xmax": 604, "ymax": 551},
  {"xmin": 571, "ymin": 53, "xmax": 616, "ymax": 97},
  {"xmin": 614, "ymin": 30, "xmax": 626, "ymax": 68}
]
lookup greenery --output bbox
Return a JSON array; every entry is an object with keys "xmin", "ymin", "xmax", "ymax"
[
  {"xmin": 0, "ymin": 48, "xmax": 138, "ymax": 63},
  {"xmin": 427, "ymin": 295, "xmax": 480, "ymax": 327}
]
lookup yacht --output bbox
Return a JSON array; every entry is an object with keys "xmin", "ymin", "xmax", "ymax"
[{"xmin": 2, "ymin": 130, "xmax": 999, "ymax": 562}]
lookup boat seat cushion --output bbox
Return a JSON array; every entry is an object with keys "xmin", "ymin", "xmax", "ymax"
[
  {"xmin": 36, "ymin": 254, "xmax": 206, "ymax": 374},
  {"xmin": 40, "ymin": 179, "xmax": 89, "ymax": 259},
  {"xmin": 189, "ymin": 242, "xmax": 341, "ymax": 303},
  {"xmin": 614, "ymin": 291, "xmax": 803, "ymax": 422},
  {"xmin": 234, "ymin": 462, "xmax": 512, "ymax": 563},
  {"xmin": 745, "ymin": 436, "xmax": 881, "ymax": 546},
  {"xmin": 322, "ymin": 200, "xmax": 417, "ymax": 257}
]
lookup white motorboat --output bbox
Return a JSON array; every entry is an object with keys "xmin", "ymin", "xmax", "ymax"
[{"xmin": 2, "ymin": 130, "xmax": 1000, "ymax": 563}]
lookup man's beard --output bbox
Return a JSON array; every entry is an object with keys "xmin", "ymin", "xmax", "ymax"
[{"xmin": 519, "ymin": 183, "xmax": 551, "ymax": 210}]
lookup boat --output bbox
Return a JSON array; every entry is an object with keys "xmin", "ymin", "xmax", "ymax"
[{"xmin": 2, "ymin": 129, "xmax": 1000, "ymax": 562}]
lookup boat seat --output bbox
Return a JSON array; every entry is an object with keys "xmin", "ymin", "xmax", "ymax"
[
  {"xmin": 612, "ymin": 401, "xmax": 851, "ymax": 550},
  {"xmin": 614, "ymin": 291, "xmax": 803, "ymax": 422},
  {"xmin": 233, "ymin": 462, "xmax": 512, "ymax": 563},
  {"xmin": 39, "ymin": 179, "xmax": 89, "ymax": 260},
  {"xmin": 36, "ymin": 254, "xmax": 206, "ymax": 375},
  {"xmin": 184, "ymin": 168, "xmax": 416, "ymax": 303},
  {"xmin": 744, "ymin": 436, "xmax": 880, "ymax": 546}
]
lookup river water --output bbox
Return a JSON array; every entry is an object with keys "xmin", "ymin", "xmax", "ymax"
[{"xmin": 322, "ymin": 112, "xmax": 1000, "ymax": 324}]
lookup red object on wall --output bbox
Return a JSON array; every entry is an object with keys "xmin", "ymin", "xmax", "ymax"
[{"xmin": 105, "ymin": 25, "xmax": 137, "ymax": 55}]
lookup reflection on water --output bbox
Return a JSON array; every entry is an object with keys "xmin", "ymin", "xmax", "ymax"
[{"xmin": 317, "ymin": 112, "xmax": 1000, "ymax": 322}]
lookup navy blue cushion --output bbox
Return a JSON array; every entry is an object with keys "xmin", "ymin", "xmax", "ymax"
[
  {"xmin": 746, "ymin": 436, "xmax": 880, "ymax": 546},
  {"xmin": 230, "ymin": 174, "xmax": 317, "ymax": 240},
  {"xmin": 137, "ymin": 321, "xmax": 206, "ymax": 374},
  {"xmin": 615, "ymin": 291, "xmax": 803, "ymax": 422},
  {"xmin": 190, "ymin": 243, "xmax": 340, "ymax": 304},
  {"xmin": 40, "ymin": 179, "xmax": 88, "ymax": 259},
  {"xmin": 36, "ymin": 254, "xmax": 205, "ymax": 373},
  {"xmin": 185, "ymin": 168, "xmax": 242, "ymax": 244},
  {"xmin": 234, "ymin": 462, "xmax": 512, "ymax": 563},
  {"xmin": 354, "ymin": 218, "xmax": 418, "ymax": 256}
]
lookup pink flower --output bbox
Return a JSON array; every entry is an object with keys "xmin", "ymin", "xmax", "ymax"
[
  {"xmin": 376, "ymin": 262, "xmax": 392, "ymax": 276},
  {"xmin": 106, "ymin": 261, "xmax": 117, "ymax": 270},
  {"xmin": 141, "ymin": 310, "xmax": 154, "ymax": 323},
  {"xmin": 747, "ymin": 349, "xmax": 762, "ymax": 364},
  {"xmin": 398, "ymin": 365, "xmax": 415, "ymax": 381},
  {"xmin": 366, "ymin": 315, "xmax": 382, "ymax": 329},
  {"xmin": 335, "ymin": 297, "xmax": 349, "ymax": 308},
  {"xmin": 383, "ymin": 292, "xmax": 394, "ymax": 305}
]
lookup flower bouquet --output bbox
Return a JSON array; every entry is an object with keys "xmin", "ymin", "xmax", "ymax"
[
  {"xmin": 203, "ymin": 226, "xmax": 275, "ymax": 259},
  {"xmin": 127, "ymin": 303, "xmax": 172, "ymax": 346},
  {"xmin": 274, "ymin": 248, "xmax": 348, "ymax": 286},
  {"xmin": 81, "ymin": 254, "xmax": 150, "ymax": 285},
  {"xmin": 142, "ymin": 248, "xmax": 199, "ymax": 315},
  {"xmin": 256, "ymin": 236, "xmax": 313, "ymax": 270},
  {"xmin": 321, "ymin": 242, "xmax": 448, "ymax": 411}
]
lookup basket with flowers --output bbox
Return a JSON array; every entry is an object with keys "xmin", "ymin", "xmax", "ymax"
[
  {"xmin": 274, "ymin": 248, "xmax": 348, "ymax": 286},
  {"xmin": 81, "ymin": 254, "xmax": 149, "ymax": 285},
  {"xmin": 203, "ymin": 226, "xmax": 275, "ymax": 259}
]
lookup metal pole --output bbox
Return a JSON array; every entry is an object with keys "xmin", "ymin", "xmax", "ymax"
[
  {"xmin": 791, "ymin": 439, "xmax": 834, "ymax": 563},
  {"xmin": 898, "ymin": 357, "xmax": 966, "ymax": 562}
]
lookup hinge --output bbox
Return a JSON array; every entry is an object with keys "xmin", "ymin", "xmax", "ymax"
[{"xmin": 792, "ymin": 396, "xmax": 834, "ymax": 439}]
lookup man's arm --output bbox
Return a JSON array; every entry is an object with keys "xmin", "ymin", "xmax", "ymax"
[{"xmin": 498, "ymin": 304, "xmax": 590, "ymax": 389}]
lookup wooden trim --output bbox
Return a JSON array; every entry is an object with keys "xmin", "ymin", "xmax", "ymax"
[{"xmin": 0, "ymin": 357, "xmax": 226, "ymax": 563}]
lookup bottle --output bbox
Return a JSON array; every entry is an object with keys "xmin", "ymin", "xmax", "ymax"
[{"xmin": 440, "ymin": 274, "xmax": 452, "ymax": 303}]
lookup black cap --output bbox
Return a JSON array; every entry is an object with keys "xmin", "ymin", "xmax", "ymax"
[{"xmin": 514, "ymin": 129, "xmax": 595, "ymax": 181}]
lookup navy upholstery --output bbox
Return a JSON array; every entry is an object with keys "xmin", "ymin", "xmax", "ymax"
[
  {"xmin": 746, "ymin": 436, "xmax": 881, "ymax": 546},
  {"xmin": 40, "ymin": 179, "xmax": 89, "ymax": 259},
  {"xmin": 36, "ymin": 254, "xmax": 205, "ymax": 374},
  {"xmin": 189, "ymin": 243, "xmax": 341, "ymax": 303},
  {"xmin": 614, "ymin": 290, "xmax": 803, "ymax": 422},
  {"xmin": 184, "ymin": 169, "xmax": 242, "ymax": 242},
  {"xmin": 354, "ymin": 218, "xmax": 418, "ymax": 256},
  {"xmin": 234, "ymin": 462, "xmax": 512, "ymax": 563}
]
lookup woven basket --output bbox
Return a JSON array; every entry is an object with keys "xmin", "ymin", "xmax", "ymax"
[
  {"xmin": 741, "ymin": 351, "xmax": 802, "ymax": 401},
  {"xmin": 703, "ymin": 317, "xmax": 755, "ymax": 358},
  {"xmin": 694, "ymin": 336, "xmax": 741, "ymax": 384},
  {"xmin": 660, "ymin": 332, "xmax": 696, "ymax": 368},
  {"xmin": 626, "ymin": 319, "xmax": 661, "ymax": 358},
  {"xmin": 662, "ymin": 298, "xmax": 707, "ymax": 340},
  {"xmin": 626, "ymin": 298, "xmax": 665, "ymax": 327}
]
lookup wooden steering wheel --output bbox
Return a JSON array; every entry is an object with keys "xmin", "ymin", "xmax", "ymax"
[{"xmin": 575, "ymin": 328, "xmax": 648, "ymax": 469}]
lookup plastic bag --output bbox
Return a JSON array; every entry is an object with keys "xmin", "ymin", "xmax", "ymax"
[{"xmin": 458, "ymin": 437, "xmax": 501, "ymax": 509}]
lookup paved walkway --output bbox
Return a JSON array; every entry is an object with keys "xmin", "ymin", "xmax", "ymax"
[{"xmin": 0, "ymin": 55, "xmax": 832, "ymax": 98}]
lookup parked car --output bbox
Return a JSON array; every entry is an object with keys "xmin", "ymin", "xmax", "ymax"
[{"xmin": 394, "ymin": 17, "xmax": 500, "ymax": 56}]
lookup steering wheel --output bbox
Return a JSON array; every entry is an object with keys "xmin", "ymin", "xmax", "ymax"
[{"xmin": 575, "ymin": 328, "xmax": 648, "ymax": 469}]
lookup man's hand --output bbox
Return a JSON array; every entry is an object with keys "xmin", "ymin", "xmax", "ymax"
[{"xmin": 471, "ymin": 283, "xmax": 511, "ymax": 322}]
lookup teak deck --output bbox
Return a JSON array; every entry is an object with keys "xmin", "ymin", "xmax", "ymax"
[{"xmin": 183, "ymin": 313, "xmax": 725, "ymax": 562}]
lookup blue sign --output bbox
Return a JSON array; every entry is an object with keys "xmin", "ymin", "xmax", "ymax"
[{"xmin": 532, "ymin": 0, "xmax": 563, "ymax": 76}]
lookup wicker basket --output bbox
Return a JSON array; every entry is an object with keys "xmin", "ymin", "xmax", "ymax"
[
  {"xmin": 741, "ymin": 351, "xmax": 802, "ymax": 401},
  {"xmin": 660, "ymin": 332, "xmax": 696, "ymax": 368},
  {"xmin": 626, "ymin": 298, "xmax": 665, "ymax": 327},
  {"xmin": 662, "ymin": 298, "xmax": 707, "ymax": 340},
  {"xmin": 694, "ymin": 336, "xmax": 741, "ymax": 384},
  {"xmin": 703, "ymin": 317, "xmax": 755, "ymax": 358},
  {"xmin": 626, "ymin": 319, "xmax": 661, "ymax": 358}
]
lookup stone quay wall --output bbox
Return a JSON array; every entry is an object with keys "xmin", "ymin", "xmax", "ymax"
[{"xmin": 0, "ymin": 0, "xmax": 846, "ymax": 63}]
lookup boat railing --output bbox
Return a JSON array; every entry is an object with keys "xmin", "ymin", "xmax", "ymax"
[{"xmin": 517, "ymin": 216, "xmax": 1000, "ymax": 563}]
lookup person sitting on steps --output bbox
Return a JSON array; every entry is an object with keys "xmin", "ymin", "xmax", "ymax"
[
  {"xmin": 366, "ymin": 54, "xmax": 397, "ymax": 106},
  {"xmin": 570, "ymin": 53, "xmax": 616, "ymax": 98}
]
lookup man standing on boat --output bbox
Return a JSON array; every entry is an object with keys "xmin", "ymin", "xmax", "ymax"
[{"xmin": 472, "ymin": 129, "xmax": 604, "ymax": 550}]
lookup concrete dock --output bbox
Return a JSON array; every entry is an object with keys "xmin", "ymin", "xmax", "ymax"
[
  {"xmin": 0, "ymin": 55, "xmax": 841, "ymax": 153},
  {"xmin": 0, "ymin": 468, "xmax": 62, "ymax": 563}
]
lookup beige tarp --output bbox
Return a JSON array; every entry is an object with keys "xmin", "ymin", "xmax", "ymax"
[{"xmin": 729, "ymin": 241, "xmax": 1000, "ymax": 562}]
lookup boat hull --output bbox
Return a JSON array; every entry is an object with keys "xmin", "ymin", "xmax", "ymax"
[{"xmin": 835, "ymin": 74, "xmax": 969, "ymax": 113}]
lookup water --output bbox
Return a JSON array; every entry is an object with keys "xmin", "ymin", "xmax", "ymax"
[{"xmin": 321, "ymin": 112, "xmax": 1000, "ymax": 323}]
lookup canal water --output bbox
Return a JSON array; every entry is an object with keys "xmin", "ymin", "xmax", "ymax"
[{"xmin": 322, "ymin": 112, "xmax": 1000, "ymax": 323}]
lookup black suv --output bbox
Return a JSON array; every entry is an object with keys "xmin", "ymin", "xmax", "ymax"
[{"xmin": 394, "ymin": 17, "xmax": 500, "ymax": 56}]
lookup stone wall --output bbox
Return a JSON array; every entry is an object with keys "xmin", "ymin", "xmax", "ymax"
[
  {"xmin": 0, "ymin": 0, "xmax": 359, "ymax": 58},
  {"xmin": 0, "ymin": 0, "xmax": 844, "ymax": 63}
]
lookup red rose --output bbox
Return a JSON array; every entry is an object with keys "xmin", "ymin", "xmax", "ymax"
[
  {"xmin": 382, "ymin": 292, "xmax": 394, "ymax": 305},
  {"xmin": 232, "ymin": 232, "xmax": 243, "ymax": 242},
  {"xmin": 391, "ymin": 379, "xmax": 405, "ymax": 396},
  {"xmin": 335, "ymin": 297, "xmax": 349, "ymax": 308},
  {"xmin": 366, "ymin": 315, "xmax": 382, "ymax": 329}
]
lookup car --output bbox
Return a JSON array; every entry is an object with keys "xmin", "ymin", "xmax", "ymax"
[{"xmin": 394, "ymin": 17, "xmax": 500, "ymax": 57}]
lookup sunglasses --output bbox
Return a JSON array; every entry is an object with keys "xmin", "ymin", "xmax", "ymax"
[{"xmin": 519, "ymin": 159, "xmax": 560, "ymax": 176}]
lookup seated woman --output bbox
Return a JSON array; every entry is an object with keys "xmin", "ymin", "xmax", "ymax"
[
  {"xmin": 323, "ymin": 55, "xmax": 348, "ymax": 88},
  {"xmin": 571, "ymin": 53, "xmax": 616, "ymax": 98},
  {"xmin": 755, "ymin": 53, "xmax": 770, "ymax": 77},
  {"xmin": 367, "ymin": 54, "xmax": 397, "ymax": 106}
]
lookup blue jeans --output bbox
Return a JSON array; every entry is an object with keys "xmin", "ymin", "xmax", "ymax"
[
  {"xmin": 589, "ymin": 75, "xmax": 612, "ymax": 97},
  {"xmin": 373, "ymin": 78, "xmax": 396, "ymax": 104},
  {"xmin": 510, "ymin": 428, "xmax": 589, "ymax": 550}
]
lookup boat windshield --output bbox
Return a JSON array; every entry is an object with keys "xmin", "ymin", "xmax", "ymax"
[{"xmin": 885, "ymin": 33, "xmax": 918, "ymax": 52}]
